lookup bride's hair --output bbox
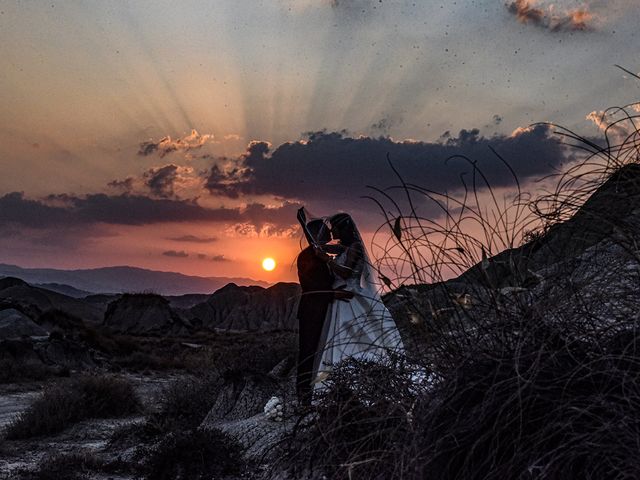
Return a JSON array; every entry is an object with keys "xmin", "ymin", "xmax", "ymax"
[{"xmin": 330, "ymin": 213, "xmax": 359, "ymax": 245}]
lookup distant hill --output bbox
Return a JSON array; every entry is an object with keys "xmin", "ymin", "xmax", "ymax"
[
  {"xmin": 0, "ymin": 264, "xmax": 270, "ymax": 296},
  {"xmin": 0, "ymin": 277, "xmax": 103, "ymax": 324},
  {"xmin": 34, "ymin": 283, "xmax": 93, "ymax": 298}
]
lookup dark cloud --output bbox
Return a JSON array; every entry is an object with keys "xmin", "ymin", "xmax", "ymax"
[
  {"xmin": 49, "ymin": 193, "xmax": 239, "ymax": 225},
  {"xmin": 163, "ymin": 250, "xmax": 189, "ymax": 258},
  {"xmin": 109, "ymin": 163, "xmax": 200, "ymax": 200},
  {"xmin": 107, "ymin": 177, "xmax": 134, "ymax": 193},
  {"xmin": 493, "ymin": 114, "xmax": 503, "ymax": 125},
  {"xmin": 370, "ymin": 116, "xmax": 403, "ymax": 137},
  {"xmin": 138, "ymin": 141, "xmax": 159, "ymax": 157},
  {"xmin": 168, "ymin": 235, "xmax": 218, "ymax": 243},
  {"xmin": 506, "ymin": 0, "xmax": 595, "ymax": 32},
  {"xmin": 204, "ymin": 164, "xmax": 250, "ymax": 199},
  {"xmin": 210, "ymin": 254, "xmax": 228, "ymax": 262},
  {"xmin": 240, "ymin": 201, "xmax": 302, "ymax": 234},
  {"xmin": 0, "ymin": 192, "xmax": 73, "ymax": 228},
  {"xmin": 205, "ymin": 125, "xmax": 569, "ymax": 207},
  {"xmin": 0, "ymin": 192, "xmax": 300, "ymax": 234},
  {"xmin": 145, "ymin": 164, "xmax": 179, "ymax": 198}
]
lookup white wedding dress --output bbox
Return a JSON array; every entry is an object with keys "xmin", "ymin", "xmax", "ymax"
[{"xmin": 313, "ymin": 244, "xmax": 405, "ymax": 390}]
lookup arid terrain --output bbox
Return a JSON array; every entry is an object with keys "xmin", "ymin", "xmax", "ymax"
[{"xmin": 2, "ymin": 162, "xmax": 640, "ymax": 479}]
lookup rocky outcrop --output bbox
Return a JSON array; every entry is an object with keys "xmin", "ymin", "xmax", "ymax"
[
  {"xmin": 0, "ymin": 277, "xmax": 28, "ymax": 290},
  {"xmin": 0, "ymin": 308, "xmax": 47, "ymax": 339},
  {"xmin": 383, "ymin": 162, "xmax": 640, "ymax": 356},
  {"xmin": 189, "ymin": 282, "xmax": 301, "ymax": 332},
  {"xmin": 103, "ymin": 293, "xmax": 192, "ymax": 335},
  {"xmin": 0, "ymin": 302, "xmax": 102, "ymax": 372},
  {"xmin": 0, "ymin": 337, "xmax": 100, "ymax": 372},
  {"xmin": 201, "ymin": 359, "xmax": 298, "ymax": 462}
]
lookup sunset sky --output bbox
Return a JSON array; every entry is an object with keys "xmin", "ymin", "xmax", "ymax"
[{"xmin": 1, "ymin": 0, "xmax": 638, "ymax": 283}]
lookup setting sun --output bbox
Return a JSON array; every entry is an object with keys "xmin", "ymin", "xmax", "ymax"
[{"xmin": 262, "ymin": 257, "xmax": 276, "ymax": 271}]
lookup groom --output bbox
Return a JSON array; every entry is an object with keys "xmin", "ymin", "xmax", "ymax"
[{"xmin": 296, "ymin": 219, "xmax": 351, "ymax": 406}]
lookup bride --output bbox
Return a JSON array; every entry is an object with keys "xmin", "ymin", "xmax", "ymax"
[{"xmin": 310, "ymin": 212, "xmax": 405, "ymax": 389}]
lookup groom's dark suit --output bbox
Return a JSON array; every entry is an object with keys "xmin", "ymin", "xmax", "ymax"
[{"xmin": 296, "ymin": 245, "xmax": 334, "ymax": 406}]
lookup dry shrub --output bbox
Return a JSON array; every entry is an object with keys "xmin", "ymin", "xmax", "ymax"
[
  {"xmin": 107, "ymin": 373, "xmax": 222, "ymax": 455},
  {"xmin": 155, "ymin": 373, "xmax": 222, "ymax": 430},
  {"xmin": 0, "ymin": 359, "xmax": 66, "ymax": 384},
  {"xmin": 5, "ymin": 375, "xmax": 140, "ymax": 439},
  {"xmin": 285, "ymin": 355, "xmax": 422, "ymax": 480},
  {"xmin": 137, "ymin": 428, "xmax": 243, "ymax": 480},
  {"xmin": 284, "ymin": 316, "xmax": 640, "ymax": 479},
  {"xmin": 412, "ymin": 318, "xmax": 640, "ymax": 479}
]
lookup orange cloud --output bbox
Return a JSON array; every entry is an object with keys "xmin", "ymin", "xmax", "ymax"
[{"xmin": 506, "ymin": 0, "xmax": 596, "ymax": 32}]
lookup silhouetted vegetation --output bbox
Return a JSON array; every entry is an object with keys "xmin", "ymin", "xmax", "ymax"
[
  {"xmin": 155, "ymin": 374, "xmax": 222, "ymax": 430},
  {"xmin": 280, "ymin": 97, "xmax": 640, "ymax": 479},
  {"xmin": 5, "ymin": 375, "xmax": 140, "ymax": 439},
  {"xmin": 137, "ymin": 428, "xmax": 244, "ymax": 480},
  {"xmin": 0, "ymin": 358, "xmax": 68, "ymax": 383},
  {"xmin": 110, "ymin": 373, "xmax": 223, "ymax": 445}
]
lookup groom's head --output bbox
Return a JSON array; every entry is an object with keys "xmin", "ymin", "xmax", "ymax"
[
  {"xmin": 329, "ymin": 213, "xmax": 357, "ymax": 243},
  {"xmin": 307, "ymin": 219, "xmax": 331, "ymax": 245}
]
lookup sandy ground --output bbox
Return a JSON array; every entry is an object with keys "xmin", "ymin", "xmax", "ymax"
[{"xmin": 0, "ymin": 373, "xmax": 180, "ymax": 478}]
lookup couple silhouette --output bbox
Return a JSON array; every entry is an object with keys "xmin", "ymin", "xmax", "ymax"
[{"xmin": 295, "ymin": 210, "xmax": 405, "ymax": 406}]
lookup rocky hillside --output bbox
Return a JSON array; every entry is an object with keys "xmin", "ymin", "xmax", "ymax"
[
  {"xmin": 188, "ymin": 282, "xmax": 301, "ymax": 332},
  {"xmin": 103, "ymin": 293, "xmax": 193, "ymax": 336},
  {"xmin": 458, "ymin": 163, "xmax": 640, "ymax": 290},
  {"xmin": 384, "ymin": 162, "xmax": 640, "ymax": 358}
]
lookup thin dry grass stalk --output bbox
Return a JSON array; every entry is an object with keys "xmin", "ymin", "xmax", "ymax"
[{"xmin": 278, "ymin": 90, "xmax": 640, "ymax": 479}]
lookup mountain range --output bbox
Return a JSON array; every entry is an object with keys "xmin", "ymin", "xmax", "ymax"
[{"xmin": 0, "ymin": 263, "xmax": 269, "ymax": 296}]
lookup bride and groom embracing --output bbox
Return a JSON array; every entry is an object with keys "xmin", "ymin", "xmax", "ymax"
[{"xmin": 296, "ymin": 209, "xmax": 405, "ymax": 406}]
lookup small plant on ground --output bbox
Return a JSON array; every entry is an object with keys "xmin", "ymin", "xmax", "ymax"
[{"xmin": 107, "ymin": 373, "xmax": 222, "ymax": 456}]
